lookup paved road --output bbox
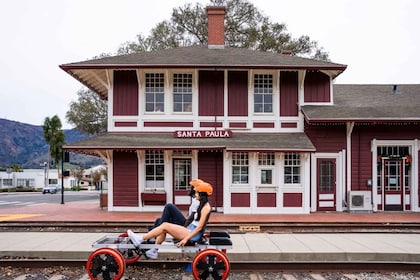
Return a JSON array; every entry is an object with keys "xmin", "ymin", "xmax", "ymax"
[{"xmin": 0, "ymin": 191, "xmax": 99, "ymax": 208}]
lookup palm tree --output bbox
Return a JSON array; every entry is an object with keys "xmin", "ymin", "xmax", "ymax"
[
  {"xmin": 42, "ymin": 115, "xmax": 65, "ymax": 187},
  {"xmin": 10, "ymin": 164, "xmax": 22, "ymax": 172}
]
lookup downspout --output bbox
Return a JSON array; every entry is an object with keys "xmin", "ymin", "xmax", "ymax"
[{"xmin": 346, "ymin": 122, "xmax": 354, "ymax": 196}]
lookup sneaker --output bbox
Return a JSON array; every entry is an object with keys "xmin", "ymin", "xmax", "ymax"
[
  {"xmin": 146, "ymin": 248, "xmax": 158, "ymax": 259},
  {"xmin": 127, "ymin": 230, "xmax": 143, "ymax": 247}
]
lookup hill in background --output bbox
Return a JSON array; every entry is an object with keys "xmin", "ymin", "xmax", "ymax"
[{"xmin": 0, "ymin": 118, "xmax": 103, "ymax": 169}]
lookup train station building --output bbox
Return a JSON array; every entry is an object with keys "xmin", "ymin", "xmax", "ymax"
[{"xmin": 60, "ymin": 7, "xmax": 420, "ymax": 214}]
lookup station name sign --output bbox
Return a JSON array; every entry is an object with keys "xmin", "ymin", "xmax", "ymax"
[{"xmin": 174, "ymin": 130, "xmax": 232, "ymax": 138}]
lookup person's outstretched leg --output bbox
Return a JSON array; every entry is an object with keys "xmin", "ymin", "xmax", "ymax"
[{"xmin": 155, "ymin": 203, "xmax": 186, "ymax": 227}]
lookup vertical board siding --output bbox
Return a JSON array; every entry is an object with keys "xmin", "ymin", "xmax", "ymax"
[
  {"xmin": 113, "ymin": 70, "xmax": 139, "ymax": 116},
  {"xmin": 304, "ymin": 71, "xmax": 330, "ymax": 102},
  {"xmin": 231, "ymin": 193, "xmax": 250, "ymax": 207},
  {"xmin": 228, "ymin": 71, "xmax": 248, "ymax": 116},
  {"xmin": 280, "ymin": 71, "xmax": 299, "ymax": 116},
  {"xmin": 113, "ymin": 151, "xmax": 139, "ymax": 206},
  {"xmin": 304, "ymin": 123, "xmax": 346, "ymax": 152},
  {"xmin": 198, "ymin": 71, "xmax": 224, "ymax": 116},
  {"xmin": 257, "ymin": 193, "xmax": 276, "ymax": 207},
  {"xmin": 198, "ymin": 151, "xmax": 224, "ymax": 208},
  {"xmin": 351, "ymin": 124, "xmax": 420, "ymax": 191},
  {"xmin": 283, "ymin": 193, "xmax": 302, "ymax": 207}
]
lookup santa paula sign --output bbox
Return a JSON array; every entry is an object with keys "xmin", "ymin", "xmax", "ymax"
[{"xmin": 174, "ymin": 130, "xmax": 232, "ymax": 138}]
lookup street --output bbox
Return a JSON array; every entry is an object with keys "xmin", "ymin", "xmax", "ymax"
[{"xmin": 0, "ymin": 191, "xmax": 100, "ymax": 209}]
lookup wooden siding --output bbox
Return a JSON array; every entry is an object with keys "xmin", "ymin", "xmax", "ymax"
[
  {"xmin": 281, "ymin": 122, "xmax": 297, "ymax": 128},
  {"xmin": 253, "ymin": 122, "xmax": 275, "ymax": 128},
  {"xmin": 198, "ymin": 150, "xmax": 223, "ymax": 208},
  {"xmin": 229, "ymin": 122, "xmax": 247, "ymax": 128},
  {"xmin": 257, "ymin": 193, "xmax": 276, "ymax": 207},
  {"xmin": 144, "ymin": 122, "xmax": 193, "ymax": 127},
  {"xmin": 113, "ymin": 70, "xmax": 139, "ymax": 116},
  {"xmin": 113, "ymin": 151, "xmax": 139, "ymax": 206},
  {"xmin": 280, "ymin": 71, "xmax": 299, "ymax": 116},
  {"xmin": 231, "ymin": 193, "xmax": 250, "ymax": 207},
  {"xmin": 228, "ymin": 71, "xmax": 248, "ymax": 116},
  {"xmin": 200, "ymin": 122, "xmax": 223, "ymax": 128},
  {"xmin": 283, "ymin": 193, "xmax": 302, "ymax": 207},
  {"xmin": 115, "ymin": 121, "xmax": 137, "ymax": 127},
  {"xmin": 351, "ymin": 124, "xmax": 420, "ymax": 191},
  {"xmin": 198, "ymin": 71, "xmax": 224, "ymax": 116},
  {"xmin": 304, "ymin": 71, "xmax": 330, "ymax": 102},
  {"xmin": 304, "ymin": 123, "xmax": 346, "ymax": 152}
]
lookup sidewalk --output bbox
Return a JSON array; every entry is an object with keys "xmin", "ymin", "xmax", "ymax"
[{"xmin": 1, "ymin": 200, "xmax": 420, "ymax": 264}]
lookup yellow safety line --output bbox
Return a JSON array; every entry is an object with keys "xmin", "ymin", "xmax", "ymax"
[{"xmin": 0, "ymin": 214, "xmax": 43, "ymax": 221}]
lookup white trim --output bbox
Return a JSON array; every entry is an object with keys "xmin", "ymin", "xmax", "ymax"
[
  {"xmin": 371, "ymin": 139, "xmax": 418, "ymax": 212},
  {"xmin": 311, "ymin": 152, "xmax": 344, "ymax": 212}
]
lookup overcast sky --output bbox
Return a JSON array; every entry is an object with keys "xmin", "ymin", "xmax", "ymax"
[{"xmin": 0, "ymin": 0, "xmax": 419, "ymax": 129}]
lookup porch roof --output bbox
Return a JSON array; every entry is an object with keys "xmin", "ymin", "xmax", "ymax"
[
  {"xmin": 302, "ymin": 84, "xmax": 420, "ymax": 123},
  {"xmin": 63, "ymin": 132, "xmax": 315, "ymax": 155}
]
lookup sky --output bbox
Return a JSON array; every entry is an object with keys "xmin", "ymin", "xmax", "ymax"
[{"xmin": 0, "ymin": 0, "xmax": 419, "ymax": 129}]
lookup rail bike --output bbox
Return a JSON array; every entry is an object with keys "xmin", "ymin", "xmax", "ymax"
[{"xmin": 86, "ymin": 231, "xmax": 233, "ymax": 280}]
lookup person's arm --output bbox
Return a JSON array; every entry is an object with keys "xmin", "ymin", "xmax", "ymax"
[
  {"xmin": 177, "ymin": 204, "xmax": 210, "ymax": 247},
  {"xmin": 184, "ymin": 213, "xmax": 195, "ymax": 227},
  {"xmin": 184, "ymin": 199, "xmax": 199, "ymax": 226}
]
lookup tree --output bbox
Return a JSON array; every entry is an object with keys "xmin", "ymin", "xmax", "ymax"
[
  {"xmin": 66, "ymin": 88, "xmax": 108, "ymax": 134},
  {"xmin": 91, "ymin": 169, "xmax": 104, "ymax": 190},
  {"xmin": 117, "ymin": 0, "xmax": 329, "ymax": 60},
  {"xmin": 42, "ymin": 115, "xmax": 65, "ymax": 185},
  {"xmin": 71, "ymin": 167, "xmax": 84, "ymax": 189},
  {"xmin": 10, "ymin": 164, "xmax": 22, "ymax": 172}
]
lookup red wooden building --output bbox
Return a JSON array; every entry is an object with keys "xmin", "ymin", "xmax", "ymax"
[{"xmin": 60, "ymin": 7, "xmax": 420, "ymax": 214}]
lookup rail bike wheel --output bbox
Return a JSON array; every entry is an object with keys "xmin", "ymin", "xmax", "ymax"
[
  {"xmin": 118, "ymin": 232, "xmax": 141, "ymax": 264},
  {"xmin": 86, "ymin": 248, "xmax": 125, "ymax": 280},
  {"xmin": 192, "ymin": 248, "xmax": 230, "ymax": 280}
]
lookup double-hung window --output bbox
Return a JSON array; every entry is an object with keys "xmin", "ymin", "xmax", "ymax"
[
  {"xmin": 145, "ymin": 73, "xmax": 165, "ymax": 112},
  {"xmin": 284, "ymin": 153, "xmax": 301, "ymax": 184},
  {"xmin": 173, "ymin": 73, "xmax": 192, "ymax": 112},
  {"xmin": 145, "ymin": 150, "xmax": 164, "ymax": 190},
  {"xmin": 254, "ymin": 74, "xmax": 273, "ymax": 113},
  {"xmin": 232, "ymin": 152, "xmax": 249, "ymax": 184}
]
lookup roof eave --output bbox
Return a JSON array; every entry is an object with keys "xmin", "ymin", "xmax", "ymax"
[
  {"xmin": 59, "ymin": 64, "xmax": 347, "ymax": 71},
  {"xmin": 305, "ymin": 118, "xmax": 420, "ymax": 123}
]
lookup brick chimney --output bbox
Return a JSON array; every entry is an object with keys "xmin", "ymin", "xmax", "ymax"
[{"xmin": 207, "ymin": 6, "xmax": 225, "ymax": 49}]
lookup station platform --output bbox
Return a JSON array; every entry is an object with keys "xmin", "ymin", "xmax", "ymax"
[{"xmin": 0, "ymin": 197, "xmax": 420, "ymax": 264}]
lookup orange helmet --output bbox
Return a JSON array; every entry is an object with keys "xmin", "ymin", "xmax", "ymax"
[
  {"xmin": 195, "ymin": 182, "xmax": 213, "ymax": 196},
  {"xmin": 189, "ymin": 178, "xmax": 204, "ymax": 189}
]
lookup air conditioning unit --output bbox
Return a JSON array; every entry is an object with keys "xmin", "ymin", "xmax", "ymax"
[{"xmin": 348, "ymin": 191, "xmax": 372, "ymax": 212}]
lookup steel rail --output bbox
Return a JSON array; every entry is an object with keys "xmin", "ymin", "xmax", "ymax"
[{"xmin": 1, "ymin": 259, "xmax": 420, "ymax": 273}]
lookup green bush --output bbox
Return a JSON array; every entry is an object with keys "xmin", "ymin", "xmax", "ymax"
[{"xmin": 71, "ymin": 185, "xmax": 81, "ymax": 191}]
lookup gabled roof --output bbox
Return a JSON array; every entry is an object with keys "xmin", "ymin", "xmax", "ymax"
[
  {"xmin": 63, "ymin": 132, "xmax": 315, "ymax": 155},
  {"xmin": 302, "ymin": 84, "xmax": 420, "ymax": 123},
  {"xmin": 60, "ymin": 46, "xmax": 347, "ymax": 98}
]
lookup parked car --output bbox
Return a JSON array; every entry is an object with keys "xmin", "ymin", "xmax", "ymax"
[{"xmin": 42, "ymin": 184, "xmax": 62, "ymax": 194}]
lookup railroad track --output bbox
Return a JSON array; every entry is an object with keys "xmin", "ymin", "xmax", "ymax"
[
  {"xmin": 2, "ymin": 258, "xmax": 420, "ymax": 271},
  {"xmin": 1, "ymin": 258, "xmax": 420, "ymax": 280}
]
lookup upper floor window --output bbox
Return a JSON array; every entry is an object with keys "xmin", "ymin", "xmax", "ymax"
[
  {"xmin": 284, "ymin": 153, "xmax": 300, "ymax": 184},
  {"xmin": 254, "ymin": 74, "xmax": 273, "ymax": 113},
  {"xmin": 232, "ymin": 152, "xmax": 249, "ymax": 184},
  {"xmin": 145, "ymin": 73, "xmax": 165, "ymax": 112},
  {"xmin": 173, "ymin": 73, "xmax": 193, "ymax": 112}
]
